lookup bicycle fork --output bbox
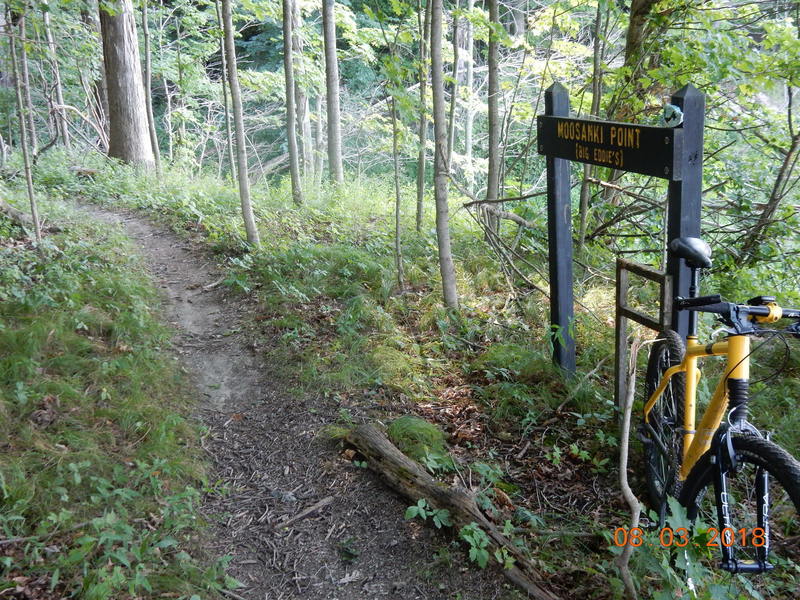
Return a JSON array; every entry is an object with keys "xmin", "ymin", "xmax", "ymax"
[{"xmin": 713, "ymin": 431, "xmax": 774, "ymax": 574}]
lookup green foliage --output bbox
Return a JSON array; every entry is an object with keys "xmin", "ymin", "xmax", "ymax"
[
  {"xmin": 404, "ymin": 498, "xmax": 453, "ymax": 529},
  {"xmin": 458, "ymin": 523, "xmax": 491, "ymax": 569},
  {"xmin": 0, "ymin": 192, "xmax": 227, "ymax": 596},
  {"xmin": 387, "ymin": 416, "xmax": 454, "ymax": 473}
]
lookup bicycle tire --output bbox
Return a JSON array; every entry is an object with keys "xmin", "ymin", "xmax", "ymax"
[
  {"xmin": 642, "ymin": 330, "xmax": 686, "ymax": 509},
  {"xmin": 679, "ymin": 434, "xmax": 800, "ymax": 569}
]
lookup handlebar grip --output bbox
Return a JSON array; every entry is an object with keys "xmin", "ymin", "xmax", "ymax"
[{"xmin": 675, "ymin": 294, "xmax": 722, "ymax": 309}]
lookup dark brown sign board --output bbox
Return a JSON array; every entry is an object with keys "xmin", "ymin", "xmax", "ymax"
[{"xmin": 537, "ymin": 116, "xmax": 684, "ymax": 180}]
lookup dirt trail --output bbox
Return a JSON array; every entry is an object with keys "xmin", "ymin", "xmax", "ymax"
[{"xmin": 81, "ymin": 206, "xmax": 510, "ymax": 600}]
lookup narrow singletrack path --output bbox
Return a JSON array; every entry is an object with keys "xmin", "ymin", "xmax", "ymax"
[{"xmin": 79, "ymin": 205, "xmax": 509, "ymax": 600}]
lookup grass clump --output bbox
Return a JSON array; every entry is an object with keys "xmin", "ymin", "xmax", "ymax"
[
  {"xmin": 0, "ymin": 199, "xmax": 231, "ymax": 596},
  {"xmin": 387, "ymin": 415, "xmax": 455, "ymax": 472}
]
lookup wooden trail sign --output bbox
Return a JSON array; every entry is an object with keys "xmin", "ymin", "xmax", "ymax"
[
  {"xmin": 537, "ymin": 116, "xmax": 683, "ymax": 180},
  {"xmin": 537, "ymin": 82, "xmax": 704, "ymax": 373}
]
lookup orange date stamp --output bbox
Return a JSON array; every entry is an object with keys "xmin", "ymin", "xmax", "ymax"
[{"xmin": 613, "ymin": 527, "xmax": 766, "ymax": 548}]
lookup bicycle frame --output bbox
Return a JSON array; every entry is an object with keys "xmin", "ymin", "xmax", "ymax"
[{"xmin": 644, "ymin": 334, "xmax": 751, "ymax": 480}]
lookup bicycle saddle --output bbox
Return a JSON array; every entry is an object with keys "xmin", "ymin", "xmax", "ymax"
[{"xmin": 669, "ymin": 237, "xmax": 712, "ymax": 268}]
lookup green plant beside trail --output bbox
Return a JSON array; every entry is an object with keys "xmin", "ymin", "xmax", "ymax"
[
  {"xmin": 23, "ymin": 151, "xmax": 800, "ymax": 596},
  {"xmin": 0, "ymin": 188, "xmax": 233, "ymax": 597}
]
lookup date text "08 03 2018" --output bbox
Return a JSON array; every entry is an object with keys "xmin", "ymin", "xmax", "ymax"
[{"xmin": 613, "ymin": 527, "xmax": 766, "ymax": 548}]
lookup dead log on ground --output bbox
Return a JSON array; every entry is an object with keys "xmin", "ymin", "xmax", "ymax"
[
  {"xmin": 0, "ymin": 199, "xmax": 33, "ymax": 227},
  {"xmin": 345, "ymin": 423, "xmax": 561, "ymax": 600}
]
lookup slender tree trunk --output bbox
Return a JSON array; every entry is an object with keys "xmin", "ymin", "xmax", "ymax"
[
  {"xmin": 322, "ymin": 0, "xmax": 343, "ymax": 183},
  {"xmin": 390, "ymin": 96, "xmax": 405, "ymax": 290},
  {"xmin": 282, "ymin": 0, "xmax": 304, "ymax": 204},
  {"xmin": 221, "ymin": 0, "xmax": 260, "ymax": 245},
  {"xmin": 18, "ymin": 14, "xmax": 37, "ymax": 154},
  {"xmin": 742, "ymin": 132, "xmax": 800, "ymax": 261},
  {"xmin": 215, "ymin": 0, "xmax": 236, "ymax": 180},
  {"xmin": 463, "ymin": 0, "xmax": 474, "ymax": 192},
  {"xmin": 485, "ymin": 0, "xmax": 500, "ymax": 230},
  {"xmin": 447, "ymin": 0, "xmax": 460, "ymax": 164},
  {"xmin": 9, "ymin": 14, "xmax": 42, "ymax": 247},
  {"xmin": 291, "ymin": 1, "xmax": 313, "ymax": 178},
  {"xmin": 141, "ymin": 0, "xmax": 160, "ymax": 172},
  {"xmin": 81, "ymin": 5, "xmax": 109, "ymax": 146},
  {"xmin": 415, "ymin": 0, "xmax": 432, "ymax": 231},
  {"xmin": 431, "ymin": 0, "xmax": 458, "ymax": 309},
  {"xmin": 99, "ymin": 0, "xmax": 154, "ymax": 166},
  {"xmin": 314, "ymin": 94, "xmax": 324, "ymax": 182},
  {"xmin": 42, "ymin": 2, "xmax": 70, "ymax": 148},
  {"xmin": 577, "ymin": 2, "xmax": 604, "ymax": 257}
]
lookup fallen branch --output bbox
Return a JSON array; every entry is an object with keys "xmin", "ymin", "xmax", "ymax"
[
  {"xmin": 345, "ymin": 424, "xmax": 560, "ymax": 600},
  {"xmin": 0, "ymin": 199, "xmax": 33, "ymax": 227},
  {"xmin": 274, "ymin": 496, "xmax": 334, "ymax": 530},
  {"xmin": 616, "ymin": 337, "xmax": 645, "ymax": 599}
]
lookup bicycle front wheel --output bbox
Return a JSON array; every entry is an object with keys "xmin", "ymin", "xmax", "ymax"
[
  {"xmin": 643, "ymin": 330, "xmax": 686, "ymax": 509},
  {"xmin": 680, "ymin": 434, "xmax": 800, "ymax": 572}
]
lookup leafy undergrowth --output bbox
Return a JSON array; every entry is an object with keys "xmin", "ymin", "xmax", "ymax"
[
  {"xmin": 21, "ymin": 151, "xmax": 800, "ymax": 598},
  {"xmin": 0, "ymin": 192, "xmax": 233, "ymax": 597}
]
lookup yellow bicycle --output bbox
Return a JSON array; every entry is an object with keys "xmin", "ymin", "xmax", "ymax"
[{"xmin": 640, "ymin": 237, "xmax": 800, "ymax": 573}]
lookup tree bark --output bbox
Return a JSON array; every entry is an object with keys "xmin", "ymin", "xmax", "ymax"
[
  {"xmin": 314, "ymin": 94, "xmax": 324, "ymax": 182},
  {"xmin": 322, "ymin": 0, "xmax": 343, "ymax": 183},
  {"xmin": 9, "ymin": 17, "xmax": 43, "ymax": 247},
  {"xmin": 415, "ymin": 0, "xmax": 432, "ymax": 232},
  {"xmin": 140, "ymin": 0, "xmax": 160, "ymax": 172},
  {"xmin": 390, "ymin": 96, "xmax": 405, "ymax": 290},
  {"xmin": 486, "ymin": 0, "xmax": 500, "ymax": 205},
  {"xmin": 292, "ymin": 0, "xmax": 313, "ymax": 178},
  {"xmin": 98, "ymin": 0, "xmax": 154, "ymax": 166},
  {"xmin": 221, "ymin": 0, "xmax": 261, "ymax": 245},
  {"xmin": 447, "ymin": 2, "xmax": 460, "ymax": 165},
  {"xmin": 42, "ymin": 2, "xmax": 70, "ymax": 149},
  {"xmin": 431, "ymin": 0, "xmax": 458, "ymax": 309},
  {"xmin": 577, "ymin": 2, "xmax": 604, "ymax": 257},
  {"xmin": 345, "ymin": 424, "xmax": 560, "ymax": 600},
  {"xmin": 283, "ymin": 0, "xmax": 304, "ymax": 204},
  {"xmin": 463, "ymin": 0, "xmax": 474, "ymax": 192},
  {"xmin": 484, "ymin": 0, "xmax": 500, "ymax": 232},
  {"xmin": 215, "ymin": 0, "xmax": 236, "ymax": 180},
  {"xmin": 741, "ymin": 132, "xmax": 800, "ymax": 261},
  {"xmin": 18, "ymin": 14, "xmax": 37, "ymax": 154}
]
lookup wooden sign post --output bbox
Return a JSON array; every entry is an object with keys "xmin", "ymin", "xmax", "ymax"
[{"xmin": 538, "ymin": 83, "xmax": 704, "ymax": 372}]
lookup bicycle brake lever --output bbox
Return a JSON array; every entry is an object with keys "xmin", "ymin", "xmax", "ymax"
[{"xmin": 787, "ymin": 321, "xmax": 800, "ymax": 339}]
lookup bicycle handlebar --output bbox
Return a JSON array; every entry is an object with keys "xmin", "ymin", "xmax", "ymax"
[{"xmin": 676, "ymin": 296, "xmax": 800, "ymax": 334}]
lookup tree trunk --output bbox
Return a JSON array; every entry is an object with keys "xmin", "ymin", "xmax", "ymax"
[
  {"xmin": 98, "ymin": 0, "xmax": 154, "ymax": 166},
  {"xmin": 322, "ymin": 0, "xmax": 343, "ymax": 183},
  {"xmin": 141, "ymin": 0, "xmax": 160, "ymax": 172},
  {"xmin": 577, "ymin": 2, "xmax": 604, "ymax": 257},
  {"xmin": 345, "ymin": 424, "xmax": 561, "ymax": 600},
  {"xmin": 18, "ymin": 14, "xmax": 37, "ymax": 154},
  {"xmin": 431, "ymin": 0, "xmax": 458, "ymax": 309},
  {"xmin": 291, "ymin": 0, "xmax": 313, "ymax": 178},
  {"xmin": 485, "ymin": 0, "xmax": 500, "ymax": 230},
  {"xmin": 80, "ymin": 5, "xmax": 109, "ymax": 148},
  {"xmin": 282, "ymin": 0, "xmax": 304, "ymax": 205},
  {"xmin": 463, "ymin": 0, "xmax": 474, "ymax": 192},
  {"xmin": 415, "ymin": 0, "xmax": 432, "ymax": 232},
  {"xmin": 9, "ymin": 17, "xmax": 43, "ymax": 247},
  {"xmin": 390, "ymin": 96, "xmax": 405, "ymax": 290},
  {"xmin": 215, "ymin": 0, "xmax": 236, "ymax": 180},
  {"xmin": 314, "ymin": 94, "xmax": 324, "ymax": 182},
  {"xmin": 221, "ymin": 0, "xmax": 261, "ymax": 245},
  {"xmin": 42, "ymin": 2, "xmax": 70, "ymax": 149},
  {"xmin": 741, "ymin": 131, "xmax": 800, "ymax": 261},
  {"xmin": 446, "ymin": 2, "xmax": 460, "ymax": 165}
]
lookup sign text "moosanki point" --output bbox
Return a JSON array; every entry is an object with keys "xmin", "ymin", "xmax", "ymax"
[{"xmin": 537, "ymin": 116, "xmax": 683, "ymax": 180}]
